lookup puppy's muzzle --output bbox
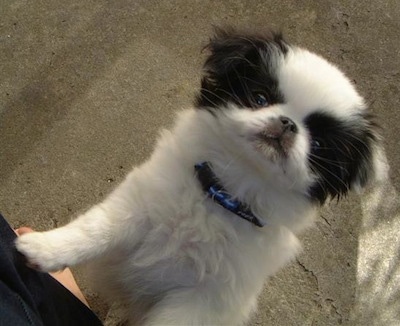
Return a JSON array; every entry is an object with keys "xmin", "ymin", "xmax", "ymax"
[{"xmin": 257, "ymin": 116, "xmax": 297, "ymax": 154}]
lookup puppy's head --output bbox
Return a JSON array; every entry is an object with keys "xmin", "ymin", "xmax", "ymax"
[{"xmin": 195, "ymin": 27, "xmax": 380, "ymax": 204}]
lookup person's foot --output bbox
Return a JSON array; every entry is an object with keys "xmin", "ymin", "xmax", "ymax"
[{"xmin": 15, "ymin": 227, "xmax": 90, "ymax": 307}]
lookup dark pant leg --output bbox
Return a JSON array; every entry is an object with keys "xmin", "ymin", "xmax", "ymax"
[{"xmin": 0, "ymin": 214, "xmax": 103, "ymax": 326}]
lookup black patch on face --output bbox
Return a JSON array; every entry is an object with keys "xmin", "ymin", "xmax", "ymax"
[
  {"xmin": 304, "ymin": 111, "xmax": 378, "ymax": 204},
  {"xmin": 195, "ymin": 27, "xmax": 287, "ymax": 110}
]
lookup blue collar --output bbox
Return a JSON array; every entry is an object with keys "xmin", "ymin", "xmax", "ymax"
[{"xmin": 194, "ymin": 162, "xmax": 265, "ymax": 227}]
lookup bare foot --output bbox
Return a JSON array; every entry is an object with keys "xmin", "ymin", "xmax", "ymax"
[{"xmin": 15, "ymin": 227, "xmax": 90, "ymax": 307}]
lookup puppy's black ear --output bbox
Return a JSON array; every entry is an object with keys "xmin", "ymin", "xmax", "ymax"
[
  {"xmin": 204, "ymin": 27, "xmax": 287, "ymax": 74},
  {"xmin": 307, "ymin": 111, "xmax": 382, "ymax": 204},
  {"xmin": 195, "ymin": 27, "xmax": 288, "ymax": 109},
  {"xmin": 350, "ymin": 114, "xmax": 384, "ymax": 191}
]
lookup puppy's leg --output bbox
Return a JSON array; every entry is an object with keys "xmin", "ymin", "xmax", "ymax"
[
  {"xmin": 143, "ymin": 288, "xmax": 249, "ymax": 326},
  {"xmin": 15, "ymin": 173, "xmax": 139, "ymax": 272}
]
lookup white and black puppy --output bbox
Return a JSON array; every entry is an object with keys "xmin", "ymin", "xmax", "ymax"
[{"xmin": 16, "ymin": 28, "xmax": 380, "ymax": 325}]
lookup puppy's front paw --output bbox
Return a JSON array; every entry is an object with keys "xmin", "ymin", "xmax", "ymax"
[{"xmin": 15, "ymin": 232, "xmax": 67, "ymax": 272}]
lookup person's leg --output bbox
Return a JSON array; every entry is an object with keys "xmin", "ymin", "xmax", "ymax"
[{"xmin": 0, "ymin": 213, "xmax": 103, "ymax": 326}]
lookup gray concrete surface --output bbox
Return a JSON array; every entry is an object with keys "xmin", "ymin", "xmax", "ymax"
[{"xmin": 1, "ymin": 0, "xmax": 399, "ymax": 325}]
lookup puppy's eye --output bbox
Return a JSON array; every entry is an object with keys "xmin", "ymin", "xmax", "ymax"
[
  {"xmin": 311, "ymin": 139, "xmax": 321, "ymax": 149},
  {"xmin": 253, "ymin": 93, "xmax": 269, "ymax": 108}
]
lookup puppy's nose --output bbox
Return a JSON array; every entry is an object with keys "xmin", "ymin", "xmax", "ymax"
[
  {"xmin": 261, "ymin": 116, "xmax": 298, "ymax": 140},
  {"xmin": 279, "ymin": 116, "xmax": 297, "ymax": 134}
]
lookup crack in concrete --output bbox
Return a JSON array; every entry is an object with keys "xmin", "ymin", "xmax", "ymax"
[
  {"xmin": 296, "ymin": 259, "xmax": 322, "ymax": 324},
  {"xmin": 326, "ymin": 298, "xmax": 344, "ymax": 323},
  {"xmin": 296, "ymin": 259, "xmax": 344, "ymax": 324},
  {"xmin": 320, "ymin": 214, "xmax": 332, "ymax": 227},
  {"xmin": 296, "ymin": 258, "xmax": 319, "ymax": 289}
]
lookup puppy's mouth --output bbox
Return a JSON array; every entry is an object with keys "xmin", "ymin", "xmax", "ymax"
[{"xmin": 257, "ymin": 134, "xmax": 286, "ymax": 155}]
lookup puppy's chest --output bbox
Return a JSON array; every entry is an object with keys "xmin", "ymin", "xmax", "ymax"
[
  {"xmin": 130, "ymin": 176, "xmax": 299, "ymax": 280},
  {"xmin": 138, "ymin": 209, "xmax": 290, "ymax": 269}
]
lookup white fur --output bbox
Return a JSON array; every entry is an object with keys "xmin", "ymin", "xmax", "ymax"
[
  {"xmin": 278, "ymin": 47, "xmax": 366, "ymax": 119},
  {"xmin": 16, "ymin": 46, "xmax": 372, "ymax": 325}
]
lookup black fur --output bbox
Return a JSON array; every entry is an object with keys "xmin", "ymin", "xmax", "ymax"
[
  {"xmin": 196, "ymin": 27, "xmax": 287, "ymax": 109},
  {"xmin": 305, "ymin": 112, "xmax": 378, "ymax": 204}
]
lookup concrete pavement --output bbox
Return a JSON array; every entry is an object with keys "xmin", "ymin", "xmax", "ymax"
[{"xmin": 1, "ymin": 1, "xmax": 399, "ymax": 325}]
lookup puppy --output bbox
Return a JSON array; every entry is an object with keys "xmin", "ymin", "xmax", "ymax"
[{"xmin": 16, "ymin": 27, "xmax": 380, "ymax": 325}]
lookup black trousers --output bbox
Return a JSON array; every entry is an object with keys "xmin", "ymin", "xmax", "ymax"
[{"xmin": 0, "ymin": 214, "xmax": 102, "ymax": 326}]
